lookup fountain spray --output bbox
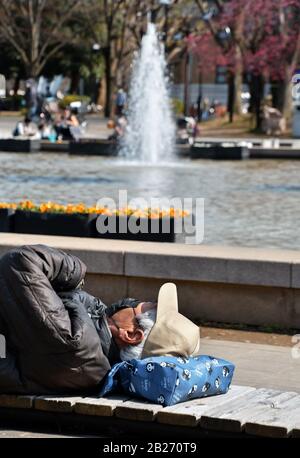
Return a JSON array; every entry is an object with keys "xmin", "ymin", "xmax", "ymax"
[{"xmin": 120, "ymin": 21, "xmax": 175, "ymax": 164}]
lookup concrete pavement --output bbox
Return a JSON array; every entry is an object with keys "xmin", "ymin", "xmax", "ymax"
[
  {"xmin": 0, "ymin": 113, "xmax": 110, "ymax": 139},
  {"xmin": 0, "ymin": 429, "xmax": 95, "ymax": 438},
  {"xmin": 201, "ymin": 338, "xmax": 300, "ymax": 393}
]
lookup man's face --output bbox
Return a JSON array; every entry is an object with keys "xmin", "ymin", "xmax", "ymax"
[{"xmin": 107, "ymin": 302, "xmax": 156, "ymax": 349}]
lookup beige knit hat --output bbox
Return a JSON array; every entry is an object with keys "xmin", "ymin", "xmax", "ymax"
[{"xmin": 141, "ymin": 282, "xmax": 201, "ymax": 358}]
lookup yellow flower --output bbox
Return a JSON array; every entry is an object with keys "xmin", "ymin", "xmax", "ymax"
[
  {"xmin": 0, "ymin": 202, "xmax": 15, "ymax": 209},
  {"xmin": 0, "ymin": 201, "xmax": 190, "ymax": 218},
  {"xmin": 18, "ymin": 200, "xmax": 36, "ymax": 210}
]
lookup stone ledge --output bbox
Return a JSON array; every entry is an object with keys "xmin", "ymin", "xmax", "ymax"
[
  {"xmin": 0, "ymin": 233, "xmax": 124, "ymax": 275},
  {"xmin": 291, "ymin": 264, "xmax": 300, "ymax": 288},
  {"xmin": 124, "ymin": 252, "xmax": 291, "ymax": 287},
  {"xmin": 0, "ymin": 233, "xmax": 299, "ymax": 288}
]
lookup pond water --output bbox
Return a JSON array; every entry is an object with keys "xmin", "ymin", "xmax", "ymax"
[{"xmin": 0, "ymin": 152, "xmax": 300, "ymax": 250}]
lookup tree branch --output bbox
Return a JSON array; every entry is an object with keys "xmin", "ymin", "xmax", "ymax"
[
  {"xmin": 39, "ymin": 0, "xmax": 82, "ymax": 59},
  {"xmin": 194, "ymin": 0, "xmax": 220, "ymax": 38},
  {"xmin": 36, "ymin": 41, "xmax": 66, "ymax": 75}
]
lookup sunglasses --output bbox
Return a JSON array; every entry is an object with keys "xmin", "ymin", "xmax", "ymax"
[
  {"xmin": 105, "ymin": 299, "xmax": 141, "ymax": 318},
  {"xmin": 109, "ymin": 306, "xmax": 138, "ymax": 332}
]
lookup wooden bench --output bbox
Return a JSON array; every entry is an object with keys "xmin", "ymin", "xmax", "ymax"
[{"xmin": 0, "ymin": 385, "xmax": 299, "ymax": 438}]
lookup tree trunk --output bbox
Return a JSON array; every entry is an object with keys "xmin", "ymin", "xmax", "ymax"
[
  {"xmin": 227, "ymin": 72, "xmax": 235, "ymax": 123},
  {"xmin": 227, "ymin": 45, "xmax": 244, "ymax": 123},
  {"xmin": 233, "ymin": 44, "xmax": 243, "ymax": 115},
  {"xmin": 104, "ymin": 46, "xmax": 112, "ymax": 118},
  {"xmin": 98, "ymin": 77, "xmax": 106, "ymax": 109},
  {"xmin": 70, "ymin": 70, "xmax": 80, "ymax": 94},
  {"xmin": 25, "ymin": 62, "xmax": 40, "ymax": 79},
  {"xmin": 31, "ymin": 22, "xmax": 41, "ymax": 79},
  {"xmin": 12, "ymin": 75, "xmax": 21, "ymax": 110},
  {"xmin": 282, "ymin": 68, "xmax": 293, "ymax": 122},
  {"xmin": 282, "ymin": 31, "xmax": 300, "ymax": 121},
  {"xmin": 184, "ymin": 49, "xmax": 190, "ymax": 116},
  {"xmin": 249, "ymin": 73, "xmax": 265, "ymax": 130},
  {"xmin": 271, "ymin": 80, "xmax": 285, "ymax": 111}
]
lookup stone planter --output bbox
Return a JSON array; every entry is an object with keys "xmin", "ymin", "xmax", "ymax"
[
  {"xmin": 69, "ymin": 139, "xmax": 118, "ymax": 156},
  {"xmin": 0, "ymin": 139, "xmax": 41, "ymax": 153},
  {"xmin": 90, "ymin": 215, "xmax": 175, "ymax": 242},
  {"xmin": 40, "ymin": 140, "xmax": 69, "ymax": 153},
  {"xmin": 190, "ymin": 144, "xmax": 249, "ymax": 160},
  {"xmin": 0, "ymin": 208, "xmax": 15, "ymax": 232},
  {"xmin": 13, "ymin": 211, "xmax": 176, "ymax": 241},
  {"xmin": 14, "ymin": 210, "xmax": 96, "ymax": 237}
]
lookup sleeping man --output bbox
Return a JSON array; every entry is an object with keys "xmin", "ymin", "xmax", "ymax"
[{"xmin": 0, "ymin": 245, "xmax": 200, "ymax": 395}]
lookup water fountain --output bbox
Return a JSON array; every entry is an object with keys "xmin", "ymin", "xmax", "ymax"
[{"xmin": 120, "ymin": 22, "xmax": 175, "ymax": 164}]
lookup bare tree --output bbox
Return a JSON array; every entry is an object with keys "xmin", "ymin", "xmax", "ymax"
[
  {"xmin": 89, "ymin": 0, "xmax": 130, "ymax": 117},
  {"xmin": 90, "ymin": 0, "xmax": 200, "ymax": 117},
  {"xmin": 0, "ymin": 0, "xmax": 84, "ymax": 78}
]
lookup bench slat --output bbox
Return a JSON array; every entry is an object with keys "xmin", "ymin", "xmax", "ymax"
[
  {"xmin": 115, "ymin": 399, "xmax": 164, "ymax": 422},
  {"xmin": 0, "ymin": 395, "xmax": 35, "ymax": 409},
  {"xmin": 74, "ymin": 395, "xmax": 131, "ymax": 417},
  {"xmin": 200, "ymin": 389, "xmax": 297, "ymax": 435},
  {"xmin": 156, "ymin": 385, "xmax": 255, "ymax": 427},
  {"xmin": 34, "ymin": 396, "xmax": 84, "ymax": 413},
  {"xmin": 1, "ymin": 384, "xmax": 298, "ymax": 438},
  {"xmin": 245, "ymin": 395, "xmax": 300, "ymax": 438}
]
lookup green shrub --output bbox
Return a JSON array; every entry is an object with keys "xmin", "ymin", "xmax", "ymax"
[
  {"xmin": 0, "ymin": 94, "xmax": 24, "ymax": 111},
  {"xmin": 58, "ymin": 94, "xmax": 91, "ymax": 109},
  {"xmin": 172, "ymin": 98, "xmax": 184, "ymax": 116}
]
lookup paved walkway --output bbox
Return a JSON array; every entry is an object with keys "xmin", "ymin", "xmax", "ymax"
[
  {"xmin": 0, "ymin": 429, "xmax": 90, "ymax": 438},
  {"xmin": 202, "ymin": 338, "xmax": 300, "ymax": 393},
  {"xmin": 0, "ymin": 113, "xmax": 110, "ymax": 139}
]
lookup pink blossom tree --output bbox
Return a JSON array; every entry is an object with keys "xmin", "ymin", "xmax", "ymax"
[
  {"xmin": 245, "ymin": 0, "xmax": 300, "ymax": 118},
  {"xmin": 192, "ymin": 0, "xmax": 300, "ymax": 126}
]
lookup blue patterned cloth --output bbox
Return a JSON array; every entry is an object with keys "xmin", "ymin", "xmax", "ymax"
[{"xmin": 99, "ymin": 355, "xmax": 235, "ymax": 406}]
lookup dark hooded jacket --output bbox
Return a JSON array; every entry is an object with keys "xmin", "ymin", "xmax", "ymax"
[{"xmin": 0, "ymin": 244, "xmax": 111, "ymax": 395}]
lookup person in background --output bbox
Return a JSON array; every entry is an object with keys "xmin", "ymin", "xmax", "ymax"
[
  {"xmin": 201, "ymin": 97, "xmax": 210, "ymax": 121},
  {"xmin": 197, "ymin": 93, "xmax": 203, "ymax": 122},
  {"xmin": 25, "ymin": 78, "xmax": 38, "ymax": 121},
  {"xmin": 37, "ymin": 117, "xmax": 56, "ymax": 141},
  {"xmin": 176, "ymin": 116, "xmax": 197, "ymax": 145},
  {"xmin": 108, "ymin": 115, "xmax": 127, "ymax": 142},
  {"xmin": 13, "ymin": 116, "xmax": 38, "ymax": 138},
  {"xmin": 65, "ymin": 107, "xmax": 80, "ymax": 128},
  {"xmin": 54, "ymin": 107, "xmax": 80, "ymax": 140},
  {"xmin": 115, "ymin": 88, "xmax": 127, "ymax": 116}
]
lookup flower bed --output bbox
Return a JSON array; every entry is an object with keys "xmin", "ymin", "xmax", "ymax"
[
  {"xmin": 0, "ymin": 201, "xmax": 188, "ymax": 242},
  {"xmin": 0, "ymin": 139, "xmax": 41, "ymax": 153},
  {"xmin": 14, "ymin": 210, "xmax": 96, "ymax": 237},
  {"xmin": 90, "ymin": 214, "xmax": 176, "ymax": 242}
]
